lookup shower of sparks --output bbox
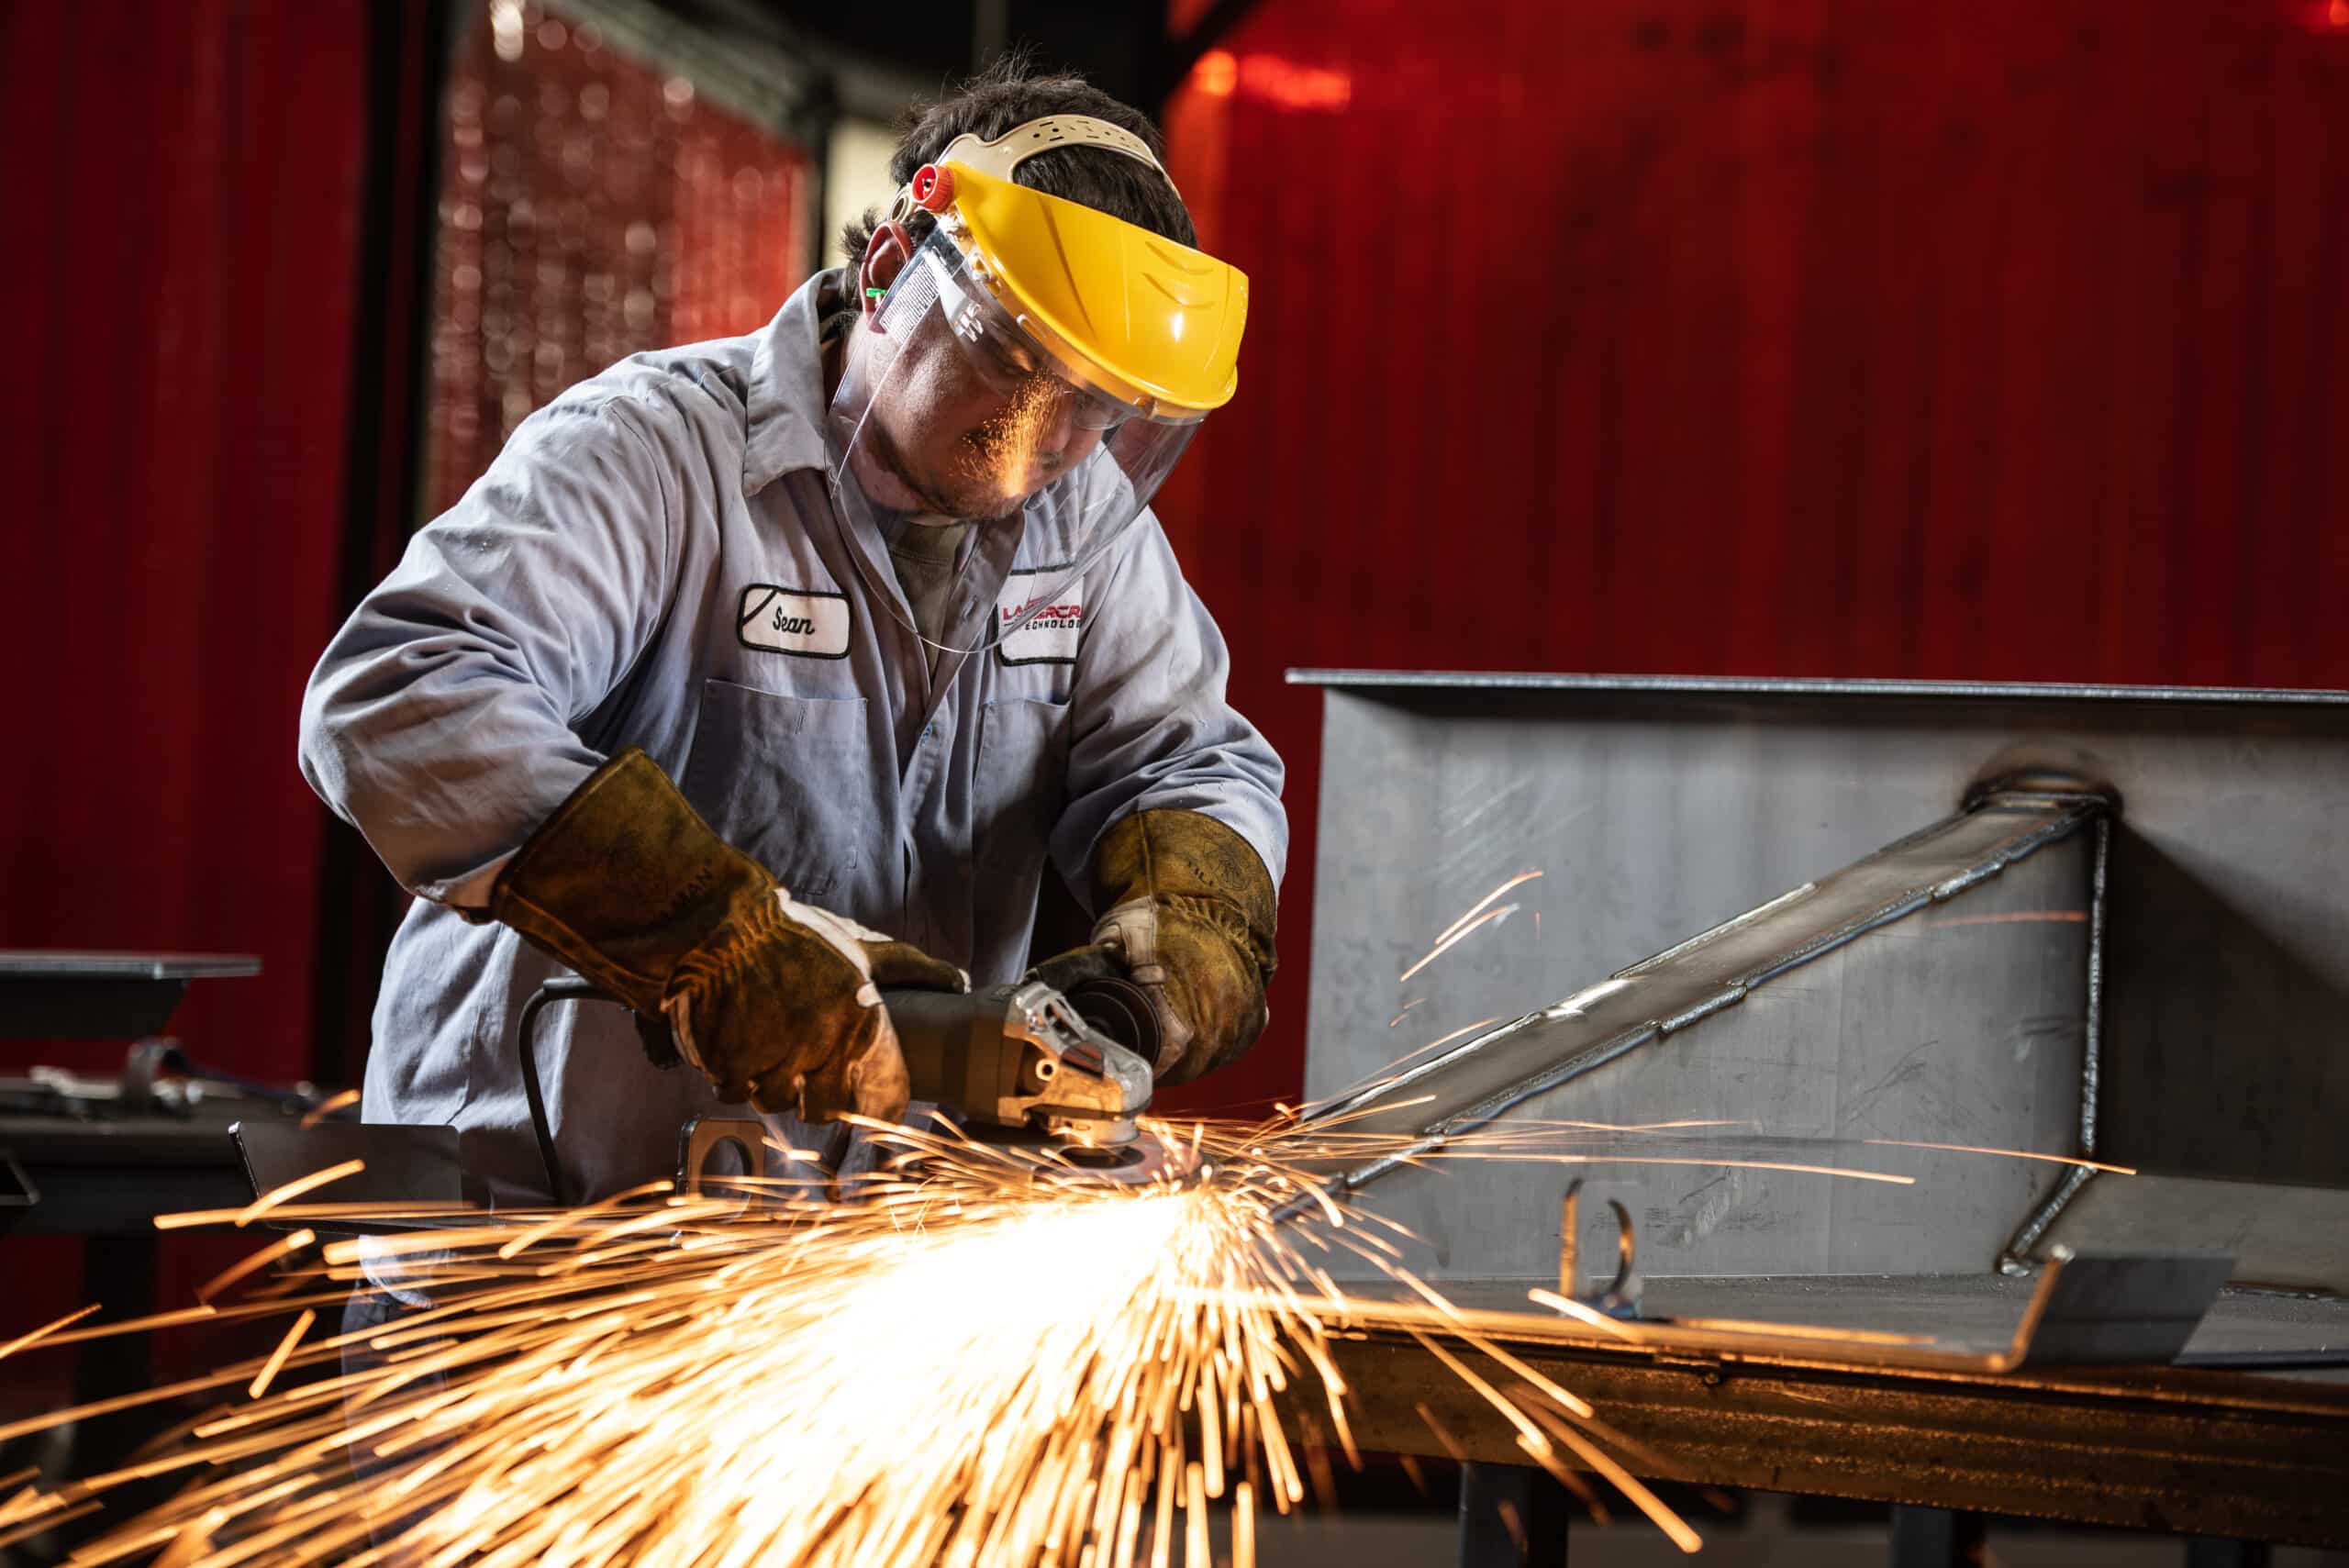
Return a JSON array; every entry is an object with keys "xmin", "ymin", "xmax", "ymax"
[
  {"xmin": 0, "ymin": 1109, "xmax": 1727, "ymax": 1567},
  {"xmin": 0, "ymin": 1037, "xmax": 2138, "ymax": 1565}
]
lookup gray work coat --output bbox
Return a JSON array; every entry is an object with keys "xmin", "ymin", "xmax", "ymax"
[{"xmin": 298, "ymin": 269, "xmax": 1286, "ymax": 1205}]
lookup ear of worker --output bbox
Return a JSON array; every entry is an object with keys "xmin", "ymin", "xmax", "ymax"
[
  {"xmin": 480, "ymin": 748, "xmax": 966, "ymax": 1122},
  {"xmin": 1030, "ymin": 808, "xmax": 1280, "ymax": 1084}
]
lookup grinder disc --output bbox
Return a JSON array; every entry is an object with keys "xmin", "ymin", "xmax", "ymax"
[{"xmin": 1063, "ymin": 975, "xmax": 1163, "ymax": 1073}]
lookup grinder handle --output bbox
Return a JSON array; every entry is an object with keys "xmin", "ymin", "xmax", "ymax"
[{"xmin": 881, "ymin": 984, "xmax": 1020, "ymax": 1122}]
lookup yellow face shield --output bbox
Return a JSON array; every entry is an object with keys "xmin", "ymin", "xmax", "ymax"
[
  {"xmin": 909, "ymin": 161, "xmax": 1248, "ymax": 417},
  {"xmin": 827, "ymin": 116, "xmax": 1248, "ymax": 657}
]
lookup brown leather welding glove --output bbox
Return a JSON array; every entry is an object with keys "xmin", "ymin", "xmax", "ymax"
[
  {"xmin": 1031, "ymin": 809, "xmax": 1278, "ymax": 1084},
  {"xmin": 487, "ymin": 750, "xmax": 965, "ymax": 1121}
]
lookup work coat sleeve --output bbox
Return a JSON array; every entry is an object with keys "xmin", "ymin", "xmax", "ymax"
[
  {"xmin": 1053, "ymin": 515, "xmax": 1288, "ymax": 898},
  {"xmin": 298, "ymin": 395, "xmax": 679, "ymax": 905}
]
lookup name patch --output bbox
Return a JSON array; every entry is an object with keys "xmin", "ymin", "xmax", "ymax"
[
  {"xmin": 737, "ymin": 585, "xmax": 851, "ymax": 660},
  {"xmin": 996, "ymin": 567, "xmax": 1084, "ymax": 665}
]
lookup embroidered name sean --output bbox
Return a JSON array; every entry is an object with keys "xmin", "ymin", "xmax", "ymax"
[{"xmin": 737, "ymin": 585, "xmax": 851, "ymax": 659}]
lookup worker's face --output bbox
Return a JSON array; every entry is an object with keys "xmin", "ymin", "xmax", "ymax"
[
  {"xmin": 865, "ymin": 326, "xmax": 1108, "ymax": 520},
  {"xmin": 852, "ymin": 228, "xmax": 1107, "ymax": 520}
]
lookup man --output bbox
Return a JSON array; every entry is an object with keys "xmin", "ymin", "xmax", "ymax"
[{"xmin": 298, "ymin": 61, "xmax": 1286, "ymax": 1206}]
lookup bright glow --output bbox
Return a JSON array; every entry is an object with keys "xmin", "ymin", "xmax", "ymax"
[
  {"xmin": 1186, "ymin": 50, "xmax": 1351, "ymax": 112},
  {"xmin": 1238, "ymin": 55, "xmax": 1352, "ymax": 113}
]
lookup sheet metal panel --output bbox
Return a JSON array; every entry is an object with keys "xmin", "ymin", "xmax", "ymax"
[{"xmin": 1297, "ymin": 675, "xmax": 2349, "ymax": 1191}]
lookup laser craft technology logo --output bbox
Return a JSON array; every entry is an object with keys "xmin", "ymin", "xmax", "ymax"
[{"xmin": 996, "ymin": 569, "xmax": 1084, "ymax": 665}]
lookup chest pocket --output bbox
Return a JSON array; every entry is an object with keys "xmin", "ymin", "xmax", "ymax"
[
  {"xmin": 974, "ymin": 696, "xmax": 1073, "ymax": 872},
  {"xmin": 681, "ymin": 679, "xmax": 870, "ymax": 901}
]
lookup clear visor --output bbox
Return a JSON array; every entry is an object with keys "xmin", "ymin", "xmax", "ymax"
[{"xmin": 827, "ymin": 230, "xmax": 1200, "ymax": 655}]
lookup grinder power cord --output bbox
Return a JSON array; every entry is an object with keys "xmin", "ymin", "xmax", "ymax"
[{"xmin": 485, "ymin": 748, "xmax": 968, "ymax": 1122}]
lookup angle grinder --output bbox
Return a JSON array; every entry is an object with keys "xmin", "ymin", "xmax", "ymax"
[
  {"xmin": 516, "ymin": 965, "xmax": 1174, "ymax": 1204},
  {"xmin": 882, "ymin": 973, "xmax": 1174, "ymax": 1183}
]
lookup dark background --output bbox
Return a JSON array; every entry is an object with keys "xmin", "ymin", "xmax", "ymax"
[{"xmin": 2, "ymin": 0, "xmax": 2344, "ymax": 1354}]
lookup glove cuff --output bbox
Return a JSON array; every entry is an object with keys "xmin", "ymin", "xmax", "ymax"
[
  {"xmin": 1092, "ymin": 809, "xmax": 1279, "ymax": 979},
  {"xmin": 489, "ymin": 749, "xmax": 775, "ymax": 1012}
]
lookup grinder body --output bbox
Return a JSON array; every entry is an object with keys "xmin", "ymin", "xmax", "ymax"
[{"xmin": 882, "ymin": 979, "xmax": 1154, "ymax": 1149}]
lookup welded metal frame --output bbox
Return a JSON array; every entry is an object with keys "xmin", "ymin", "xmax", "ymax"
[
  {"xmin": 1285, "ymin": 787, "xmax": 2107, "ymax": 1223},
  {"xmin": 1293, "ymin": 669, "xmax": 2349, "ymax": 1266}
]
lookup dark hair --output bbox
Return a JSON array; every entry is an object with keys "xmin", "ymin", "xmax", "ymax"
[{"xmin": 837, "ymin": 53, "xmax": 1195, "ymax": 268}]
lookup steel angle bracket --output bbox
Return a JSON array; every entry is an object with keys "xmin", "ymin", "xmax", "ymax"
[
  {"xmin": 676, "ymin": 1116, "xmax": 769, "ymax": 1218},
  {"xmin": 2005, "ymin": 1246, "xmax": 2235, "ymax": 1369}
]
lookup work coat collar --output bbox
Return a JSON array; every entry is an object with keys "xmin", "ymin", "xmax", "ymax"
[{"xmin": 742, "ymin": 267, "xmax": 851, "ymax": 496}]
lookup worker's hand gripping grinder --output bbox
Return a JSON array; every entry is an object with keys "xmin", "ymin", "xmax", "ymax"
[{"xmin": 888, "ymin": 806, "xmax": 1280, "ymax": 1168}]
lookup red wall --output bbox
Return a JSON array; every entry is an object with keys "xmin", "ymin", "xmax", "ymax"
[
  {"xmin": 1153, "ymin": 0, "xmax": 2349, "ymax": 1116},
  {"xmin": 0, "ymin": 0, "xmax": 372, "ymax": 1084},
  {"xmin": 0, "ymin": 0, "xmax": 374, "ymax": 1377}
]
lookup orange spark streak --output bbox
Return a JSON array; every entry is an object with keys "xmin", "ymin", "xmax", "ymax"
[
  {"xmin": 1399, "ymin": 869, "xmax": 1544, "ymax": 984},
  {"xmin": 1431, "ymin": 870, "xmax": 1546, "ymax": 952},
  {"xmin": 1406, "ymin": 1329, "xmax": 1698, "ymax": 1551},
  {"xmin": 0, "ymin": 1303, "xmax": 102, "ymax": 1364},
  {"xmin": 298, "ymin": 1089, "xmax": 361, "ymax": 1129},
  {"xmin": 197, "ymin": 1231, "xmax": 316, "ymax": 1304},
  {"xmin": 1863, "ymin": 1139, "xmax": 2136, "ymax": 1174},
  {"xmin": 1441, "ymin": 1152, "xmax": 1916, "ymax": 1184},
  {"xmin": 225, "ymin": 1160, "xmax": 366, "ymax": 1229},
  {"xmin": 1522, "ymin": 1289, "xmax": 1642, "ymax": 1342},
  {"xmin": 247, "ymin": 1310, "xmax": 315, "ymax": 1399},
  {"xmin": 152, "ymin": 1200, "xmax": 480, "ymax": 1231},
  {"xmin": 1670, "ymin": 1317, "xmax": 1931, "ymax": 1346},
  {"xmin": 1399, "ymin": 907, "xmax": 1514, "ymax": 984}
]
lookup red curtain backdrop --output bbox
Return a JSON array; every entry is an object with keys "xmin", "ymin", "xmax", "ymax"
[
  {"xmin": 0, "ymin": 0, "xmax": 371, "ymax": 1084},
  {"xmin": 425, "ymin": 3, "xmax": 814, "ymax": 517},
  {"xmin": 0, "ymin": 0, "xmax": 373, "ymax": 1380},
  {"xmin": 1153, "ymin": 0, "xmax": 2349, "ymax": 1117},
  {"xmin": 0, "ymin": 0, "xmax": 816, "ymax": 1374}
]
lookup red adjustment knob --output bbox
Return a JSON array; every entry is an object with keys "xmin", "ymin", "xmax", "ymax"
[{"xmin": 910, "ymin": 163, "xmax": 954, "ymax": 214}]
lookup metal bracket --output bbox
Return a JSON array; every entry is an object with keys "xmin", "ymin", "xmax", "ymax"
[
  {"xmin": 1560, "ymin": 1178, "xmax": 1642, "ymax": 1317},
  {"xmin": 675, "ymin": 1117, "xmax": 767, "ymax": 1218},
  {"xmin": 2007, "ymin": 1246, "xmax": 2236, "ymax": 1368}
]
